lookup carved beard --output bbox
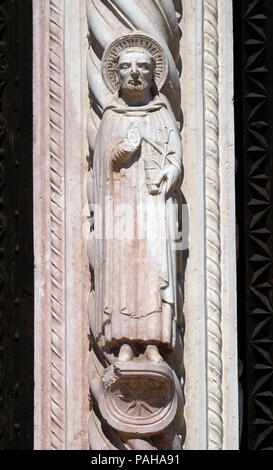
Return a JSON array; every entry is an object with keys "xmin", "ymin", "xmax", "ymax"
[{"xmin": 121, "ymin": 79, "xmax": 151, "ymax": 94}]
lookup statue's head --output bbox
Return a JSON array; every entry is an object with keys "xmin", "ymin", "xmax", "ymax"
[
  {"xmin": 102, "ymin": 33, "xmax": 168, "ymax": 97},
  {"xmin": 117, "ymin": 47, "xmax": 156, "ymax": 96}
]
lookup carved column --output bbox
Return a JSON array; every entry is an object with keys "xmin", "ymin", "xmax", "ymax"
[
  {"xmin": 86, "ymin": 0, "xmax": 184, "ymax": 451},
  {"xmin": 33, "ymin": 0, "xmax": 90, "ymax": 450},
  {"xmin": 48, "ymin": 0, "xmax": 66, "ymax": 449},
  {"xmin": 203, "ymin": 0, "xmax": 223, "ymax": 449},
  {"xmin": 181, "ymin": 0, "xmax": 238, "ymax": 450}
]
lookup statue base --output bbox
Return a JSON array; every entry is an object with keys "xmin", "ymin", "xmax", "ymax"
[{"xmin": 98, "ymin": 360, "xmax": 178, "ymax": 437}]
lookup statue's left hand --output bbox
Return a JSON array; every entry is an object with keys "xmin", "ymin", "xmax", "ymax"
[{"xmin": 154, "ymin": 165, "xmax": 181, "ymax": 196}]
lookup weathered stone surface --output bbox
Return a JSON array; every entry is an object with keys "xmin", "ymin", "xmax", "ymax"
[
  {"xmin": 87, "ymin": 28, "xmax": 184, "ymax": 450},
  {"xmin": 33, "ymin": 0, "xmax": 239, "ymax": 451}
]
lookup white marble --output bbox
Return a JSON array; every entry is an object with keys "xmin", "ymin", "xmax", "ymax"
[
  {"xmin": 88, "ymin": 32, "xmax": 184, "ymax": 450},
  {"xmin": 182, "ymin": 0, "xmax": 238, "ymax": 450},
  {"xmin": 33, "ymin": 0, "xmax": 238, "ymax": 450}
]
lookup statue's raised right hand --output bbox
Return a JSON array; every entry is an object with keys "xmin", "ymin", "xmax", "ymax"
[{"xmin": 125, "ymin": 121, "xmax": 141, "ymax": 151}]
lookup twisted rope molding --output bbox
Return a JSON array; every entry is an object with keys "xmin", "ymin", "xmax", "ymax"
[
  {"xmin": 49, "ymin": 0, "xmax": 66, "ymax": 450},
  {"xmin": 203, "ymin": 0, "xmax": 223, "ymax": 450}
]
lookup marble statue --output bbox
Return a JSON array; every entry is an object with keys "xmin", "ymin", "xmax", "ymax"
[
  {"xmin": 93, "ymin": 35, "xmax": 182, "ymax": 360},
  {"xmin": 88, "ymin": 32, "xmax": 184, "ymax": 450}
]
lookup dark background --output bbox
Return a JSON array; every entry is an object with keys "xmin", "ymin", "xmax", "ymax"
[
  {"xmin": 0, "ymin": 0, "xmax": 33, "ymax": 450},
  {"xmin": 234, "ymin": 0, "xmax": 273, "ymax": 450}
]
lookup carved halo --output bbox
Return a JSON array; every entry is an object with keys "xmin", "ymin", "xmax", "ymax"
[{"xmin": 102, "ymin": 32, "xmax": 169, "ymax": 94}]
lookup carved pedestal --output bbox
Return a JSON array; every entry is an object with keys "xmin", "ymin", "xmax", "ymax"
[{"xmin": 89, "ymin": 359, "xmax": 183, "ymax": 450}]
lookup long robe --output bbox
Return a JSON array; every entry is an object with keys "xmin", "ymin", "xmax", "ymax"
[{"xmin": 91, "ymin": 94, "xmax": 182, "ymax": 350}]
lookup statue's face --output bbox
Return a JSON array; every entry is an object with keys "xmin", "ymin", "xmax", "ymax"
[{"xmin": 117, "ymin": 51, "xmax": 153, "ymax": 95}]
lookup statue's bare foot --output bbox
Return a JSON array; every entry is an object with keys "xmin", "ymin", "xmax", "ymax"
[
  {"xmin": 118, "ymin": 344, "xmax": 134, "ymax": 362},
  {"xmin": 145, "ymin": 345, "xmax": 164, "ymax": 363}
]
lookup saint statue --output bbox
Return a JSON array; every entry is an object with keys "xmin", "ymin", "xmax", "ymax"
[{"xmin": 91, "ymin": 33, "xmax": 183, "ymax": 365}]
